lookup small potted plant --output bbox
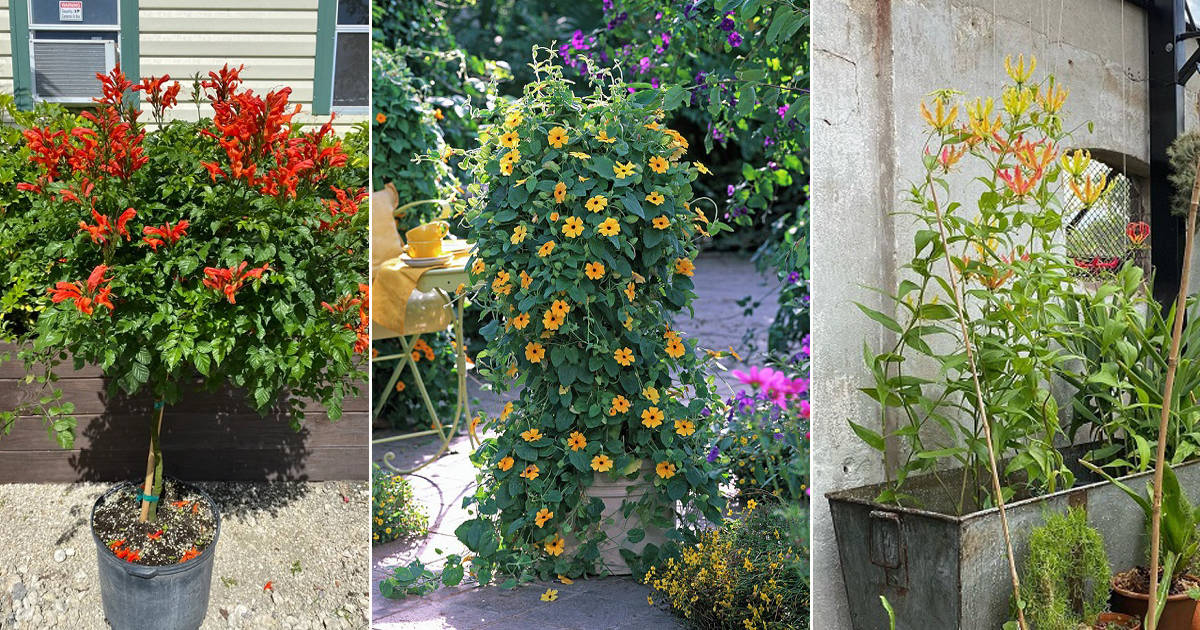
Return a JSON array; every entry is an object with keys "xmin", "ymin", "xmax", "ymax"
[
  {"xmin": 453, "ymin": 50, "xmax": 731, "ymax": 582},
  {"xmin": 1020, "ymin": 507, "xmax": 1112, "ymax": 630},
  {"xmin": 7, "ymin": 65, "xmax": 367, "ymax": 628}
]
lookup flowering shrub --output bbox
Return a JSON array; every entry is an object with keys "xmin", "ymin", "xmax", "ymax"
[
  {"xmin": 643, "ymin": 504, "xmax": 809, "ymax": 629},
  {"xmin": 713, "ymin": 353, "xmax": 810, "ymax": 502},
  {"xmin": 373, "ymin": 464, "xmax": 429, "ymax": 545},
  {"xmin": 4, "ymin": 65, "xmax": 367, "ymax": 520},
  {"xmin": 453, "ymin": 53, "xmax": 733, "ymax": 582}
]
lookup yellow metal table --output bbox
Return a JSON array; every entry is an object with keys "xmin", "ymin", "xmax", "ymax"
[{"xmin": 371, "ymin": 261, "xmax": 478, "ymax": 474}]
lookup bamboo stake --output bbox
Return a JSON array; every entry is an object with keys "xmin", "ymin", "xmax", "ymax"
[
  {"xmin": 927, "ymin": 181, "xmax": 1028, "ymax": 630},
  {"xmin": 1146, "ymin": 152, "xmax": 1200, "ymax": 629},
  {"xmin": 138, "ymin": 403, "xmax": 165, "ymax": 523}
]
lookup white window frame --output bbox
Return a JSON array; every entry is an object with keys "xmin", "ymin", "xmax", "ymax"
[{"xmin": 331, "ymin": 0, "xmax": 369, "ymax": 115}]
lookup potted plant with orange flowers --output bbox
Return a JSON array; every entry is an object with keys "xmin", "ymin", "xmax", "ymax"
[
  {"xmin": 5, "ymin": 65, "xmax": 367, "ymax": 629},
  {"xmin": 452, "ymin": 50, "xmax": 732, "ymax": 586}
]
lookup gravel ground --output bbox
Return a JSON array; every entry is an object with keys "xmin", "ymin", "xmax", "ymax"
[{"xmin": 0, "ymin": 481, "xmax": 370, "ymax": 629}]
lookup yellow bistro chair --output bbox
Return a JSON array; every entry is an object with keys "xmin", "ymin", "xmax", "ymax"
[{"xmin": 370, "ymin": 188, "xmax": 475, "ymax": 474}]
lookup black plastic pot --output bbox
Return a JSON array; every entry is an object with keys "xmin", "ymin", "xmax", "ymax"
[{"xmin": 91, "ymin": 481, "xmax": 221, "ymax": 630}]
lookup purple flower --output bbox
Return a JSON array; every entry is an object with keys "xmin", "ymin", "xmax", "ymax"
[
  {"xmin": 661, "ymin": 32, "xmax": 671, "ymax": 47},
  {"xmin": 719, "ymin": 13, "xmax": 736, "ymax": 32},
  {"xmin": 726, "ymin": 184, "xmax": 736, "ymax": 197},
  {"xmin": 701, "ymin": 407, "xmax": 711, "ymax": 417},
  {"xmin": 764, "ymin": 135, "xmax": 775, "ymax": 148},
  {"xmin": 655, "ymin": 11, "xmax": 663, "ymax": 20},
  {"xmin": 707, "ymin": 445, "xmax": 720, "ymax": 462},
  {"xmin": 773, "ymin": 432, "xmax": 784, "ymax": 441},
  {"xmin": 650, "ymin": 77, "xmax": 660, "ymax": 88},
  {"xmin": 637, "ymin": 56, "xmax": 652, "ymax": 74},
  {"xmin": 799, "ymin": 400, "xmax": 810, "ymax": 419},
  {"xmin": 778, "ymin": 104, "xmax": 790, "ymax": 118},
  {"xmin": 711, "ymin": 127, "xmax": 725, "ymax": 142},
  {"xmin": 787, "ymin": 271, "xmax": 801, "ymax": 284},
  {"xmin": 571, "ymin": 30, "xmax": 590, "ymax": 50},
  {"xmin": 602, "ymin": 0, "xmax": 613, "ymax": 10},
  {"xmin": 728, "ymin": 31, "xmax": 743, "ymax": 47}
]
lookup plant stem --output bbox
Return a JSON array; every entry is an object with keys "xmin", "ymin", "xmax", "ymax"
[
  {"xmin": 1146, "ymin": 152, "xmax": 1200, "ymax": 630},
  {"xmin": 138, "ymin": 403, "xmax": 165, "ymax": 523},
  {"xmin": 926, "ymin": 173, "xmax": 1028, "ymax": 630}
]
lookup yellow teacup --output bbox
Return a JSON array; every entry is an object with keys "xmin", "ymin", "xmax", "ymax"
[
  {"xmin": 406, "ymin": 221, "xmax": 449, "ymax": 243},
  {"xmin": 408, "ymin": 238, "xmax": 443, "ymax": 258}
]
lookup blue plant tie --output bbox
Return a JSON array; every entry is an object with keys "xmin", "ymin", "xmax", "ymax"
[
  {"xmin": 153, "ymin": 401, "xmax": 164, "ymax": 409},
  {"xmin": 137, "ymin": 492, "xmax": 159, "ymax": 503}
]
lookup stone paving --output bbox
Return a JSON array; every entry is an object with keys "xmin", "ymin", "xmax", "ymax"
[{"xmin": 371, "ymin": 252, "xmax": 780, "ymax": 629}]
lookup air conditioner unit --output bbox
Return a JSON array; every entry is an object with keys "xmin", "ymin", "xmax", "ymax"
[{"xmin": 31, "ymin": 39, "xmax": 116, "ymax": 103}]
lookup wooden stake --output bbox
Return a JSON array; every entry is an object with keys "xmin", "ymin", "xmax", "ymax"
[
  {"xmin": 1146, "ymin": 152, "xmax": 1200, "ymax": 630},
  {"xmin": 138, "ymin": 403, "xmax": 165, "ymax": 523}
]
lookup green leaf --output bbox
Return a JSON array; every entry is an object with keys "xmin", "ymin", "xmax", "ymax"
[{"xmin": 849, "ymin": 421, "xmax": 886, "ymax": 452}]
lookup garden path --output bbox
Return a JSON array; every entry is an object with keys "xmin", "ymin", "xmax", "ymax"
[{"xmin": 371, "ymin": 252, "xmax": 779, "ymax": 629}]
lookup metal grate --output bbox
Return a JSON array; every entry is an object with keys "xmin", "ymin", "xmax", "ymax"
[
  {"xmin": 32, "ymin": 39, "xmax": 114, "ymax": 102},
  {"xmin": 1063, "ymin": 159, "xmax": 1148, "ymax": 278}
]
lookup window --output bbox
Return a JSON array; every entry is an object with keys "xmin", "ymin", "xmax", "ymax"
[
  {"xmin": 1063, "ymin": 157, "xmax": 1149, "ymax": 279},
  {"xmin": 331, "ymin": 0, "xmax": 368, "ymax": 112},
  {"xmin": 27, "ymin": 0, "xmax": 122, "ymax": 103}
]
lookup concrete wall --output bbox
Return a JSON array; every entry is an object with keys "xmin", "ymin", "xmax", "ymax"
[{"xmin": 811, "ymin": 0, "xmax": 1159, "ymax": 626}]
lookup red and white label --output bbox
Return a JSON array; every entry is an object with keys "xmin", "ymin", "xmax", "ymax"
[{"xmin": 58, "ymin": 1, "xmax": 83, "ymax": 22}]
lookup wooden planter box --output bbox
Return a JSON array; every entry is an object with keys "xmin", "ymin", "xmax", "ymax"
[{"xmin": 0, "ymin": 343, "xmax": 367, "ymax": 482}]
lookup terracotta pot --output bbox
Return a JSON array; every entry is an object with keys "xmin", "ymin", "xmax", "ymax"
[
  {"xmin": 1095, "ymin": 611, "xmax": 1142, "ymax": 629},
  {"xmin": 1111, "ymin": 575, "xmax": 1200, "ymax": 630}
]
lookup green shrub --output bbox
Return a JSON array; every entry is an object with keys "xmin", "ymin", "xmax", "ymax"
[
  {"xmin": 373, "ymin": 464, "xmax": 429, "ymax": 545},
  {"xmin": 1022, "ymin": 508, "xmax": 1111, "ymax": 630}
]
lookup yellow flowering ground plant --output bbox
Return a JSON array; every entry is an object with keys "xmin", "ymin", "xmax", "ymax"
[
  {"xmin": 372, "ymin": 463, "xmax": 429, "ymax": 545},
  {"xmin": 455, "ymin": 51, "xmax": 733, "ymax": 583}
]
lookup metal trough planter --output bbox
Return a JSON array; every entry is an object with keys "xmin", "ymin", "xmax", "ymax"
[{"xmin": 827, "ymin": 446, "xmax": 1200, "ymax": 630}]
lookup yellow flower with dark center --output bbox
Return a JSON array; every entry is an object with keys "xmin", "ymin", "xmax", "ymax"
[
  {"xmin": 535, "ymin": 507, "xmax": 554, "ymax": 527},
  {"xmin": 538, "ymin": 241, "xmax": 556, "ymax": 257},
  {"xmin": 641, "ymin": 406, "xmax": 664, "ymax": 428},
  {"xmin": 746, "ymin": 499, "xmax": 758, "ymax": 512},
  {"xmin": 501, "ymin": 401, "xmax": 514, "ymax": 421},
  {"xmin": 674, "ymin": 257, "xmax": 695, "ymax": 277},
  {"xmin": 433, "ymin": 108, "xmax": 444, "ymax": 121},
  {"xmin": 563, "ymin": 217, "xmax": 584, "ymax": 238},
  {"xmin": 541, "ymin": 588, "xmax": 559, "ymax": 601},
  {"xmin": 520, "ymin": 271, "xmax": 532, "ymax": 289},
  {"xmin": 504, "ymin": 148, "xmax": 521, "ymax": 162},
  {"xmin": 554, "ymin": 181, "xmax": 567, "ymax": 203},
  {"xmin": 525, "ymin": 342, "xmax": 546, "ymax": 363},
  {"xmin": 666, "ymin": 338, "xmax": 685, "ymax": 358},
  {"xmin": 512, "ymin": 313, "xmax": 530, "ymax": 329},
  {"xmin": 543, "ymin": 309, "xmax": 565, "ymax": 331},
  {"xmin": 624, "ymin": 316, "xmax": 634, "ymax": 330},
  {"xmin": 674, "ymin": 419, "xmax": 695, "ymax": 437},
  {"xmin": 569, "ymin": 151, "xmax": 590, "ymax": 160},
  {"xmin": 500, "ymin": 160, "xmax": 514, "ymax": 176},
  {"xmin": 586, "ymin": 195, "xmax": 608, "ymax": 213},
  {"xmin": 500, "ymin": 131, "xmax": 519, "ymax": 148},
  {"xmin": 497, "ymin": 456, "xmax": 514, "ymax": 472},
  {"xmin": 645, "ymin": 192, "xmax": 665, "ymax": 206},
  {"xmin": 472, "ymin": 259, "xmax": 486, "ymax": 274},
  {"xmin": 395, "ymin": 381, "xmax": 406, "ymax": 392},
  {"xmin": 521, "ymin": 428, "xmax": 543, "ymax": 442},
  {"xmin": 547, "ymin": 126, "xmax": 569, "ymax": 148},
  {"xmin": 375, "ymin": 112, "xmax": 387, "ymax": 124},
  {"xmin": 520, "ymin": 464, "xmax": 540, "ymax": 480},
  {"xmin": 614, "ymin": 162, "xmax": 636, "ymax": 179},
  {"xmin": 545, "ymin": 535, "xmax": 565, "ymax": 556},
  {"xmin": 652, "ymin": 216, "xmax": 670, "ymax": 229},
  {"xmin": 656, "ymin": 461, "xmax": 677, "ymax": 479},
  {"xmin": 614, "ymin": 347, "xmax": 635, "ymax": 367},
  {"xmin": 567, "ymin": 431, "xmax": 587, "ymax": 451},
  {"xmin": 551, "ymin": 300, "xmax": 570, "ymax": 317},
  {"xmin": 642, "ymin": 387, "xmax": 659, "ymax": 403},
  {"xmin": 585, "ymin": 261, "xmax": 605, "ymax": 280},
  {"xmin": 511, "ymin": 225, "xmax": 528, "ymax": 244},
  {"xmin": 506, "ymin": 364, "xmax": 518, "ymax": 378},
  {"xmin": 591, "ymin": 454, "xmax": 614, "ymax": 472},
  {"xmin": 549, "ymin": 212, "xmax": 560, "ymax": 222},
  {"xmin": 609, "ymin": 395, "xmax": 631, "ymax": 415},
  {"xmin": 598, "ymin": 217, "xmax": 621, "ymax": 237},
  {"xmin": 596, "ymin": 129, "xmax": 616, "ymax": 144},
  {"xmin": 504, "ymin": 111, "xmax": 523, "ymax": 128},
  {"xmin": 649, "ymin": 156, "xmax": 669, "ymax": 174},
  {"xmin": 644, "ymin": 122, "xmax": 660, "ymax": 131}
]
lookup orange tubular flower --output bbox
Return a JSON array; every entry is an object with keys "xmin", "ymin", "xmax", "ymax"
[
  {"xmin": 937, "ymin": 145, "xmax": 967, "ymax": 171},
  {"xmin": 202, "ymin": 261, "xmax": 270, "ymax": 304},
  {"xmin": 997, "ymin": 168, "xmax": 1039, "ymax": 197},
  {"xmin": 1069, "ymin": 172, "xmax": 1108, "ymax": 206},
  {"xmin": 134, "ymin": 74, "xmax": 182, "ymax": 121},
  {"xmin": 49, "ymin": 264, "xmax": 115, "ymax": 316},
  {"xmin": 142, "ymin": 220, "xmax": 189, "ymax": 250},
  {"xmin": 920, "ymin": 98, "xmax": 958, "ymax": 133}
]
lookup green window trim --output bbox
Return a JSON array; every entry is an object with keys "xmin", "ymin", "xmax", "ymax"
[
  {"xmin": 10, "ymin": 0, "xmax": 31, "ymax": 110},
  {"xmin": 313, "ymin": 0, "xmax": 337, "ymax": 116},
  {"xmin": 9, "ymin": 0, "xmax": 139, "ymax": 110}
]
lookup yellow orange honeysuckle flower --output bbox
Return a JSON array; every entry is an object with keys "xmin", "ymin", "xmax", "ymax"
[
  {"xmin": 1004, "ymin": 54, "xmax": 1037, "ymax": 84},
  {"xmin": 936, "ymin": 145, "xmax": 967, "ymax": 171},
  {"xmin": 1037, "ymin": 78, "xmax": 1068, "ymax": 114},
  {"xmin": 920, "ymin": 97, "xmax": 959, "ymax": 133},
  {"xmin": 1001, "ymin": 85, "xmax": 1035, "ymax": 117},
  {"xmin": 1060, "ymin": 149, "xmax": 1091, "ymax": 178},
  {"xmin": 967, "ymin": 97, "xmax": 1002, "ymax": 139},
  {"xmin": 1014, "ymin": 140, "xmax": 1057, "ymax": 175},
  {"xmin": 997, "ymin": 167, "xmax": 1039, "ymax": 196},
  {"xmin": 1069, "ymin": 172, "xmax": 1108, "ymax": 206}
]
